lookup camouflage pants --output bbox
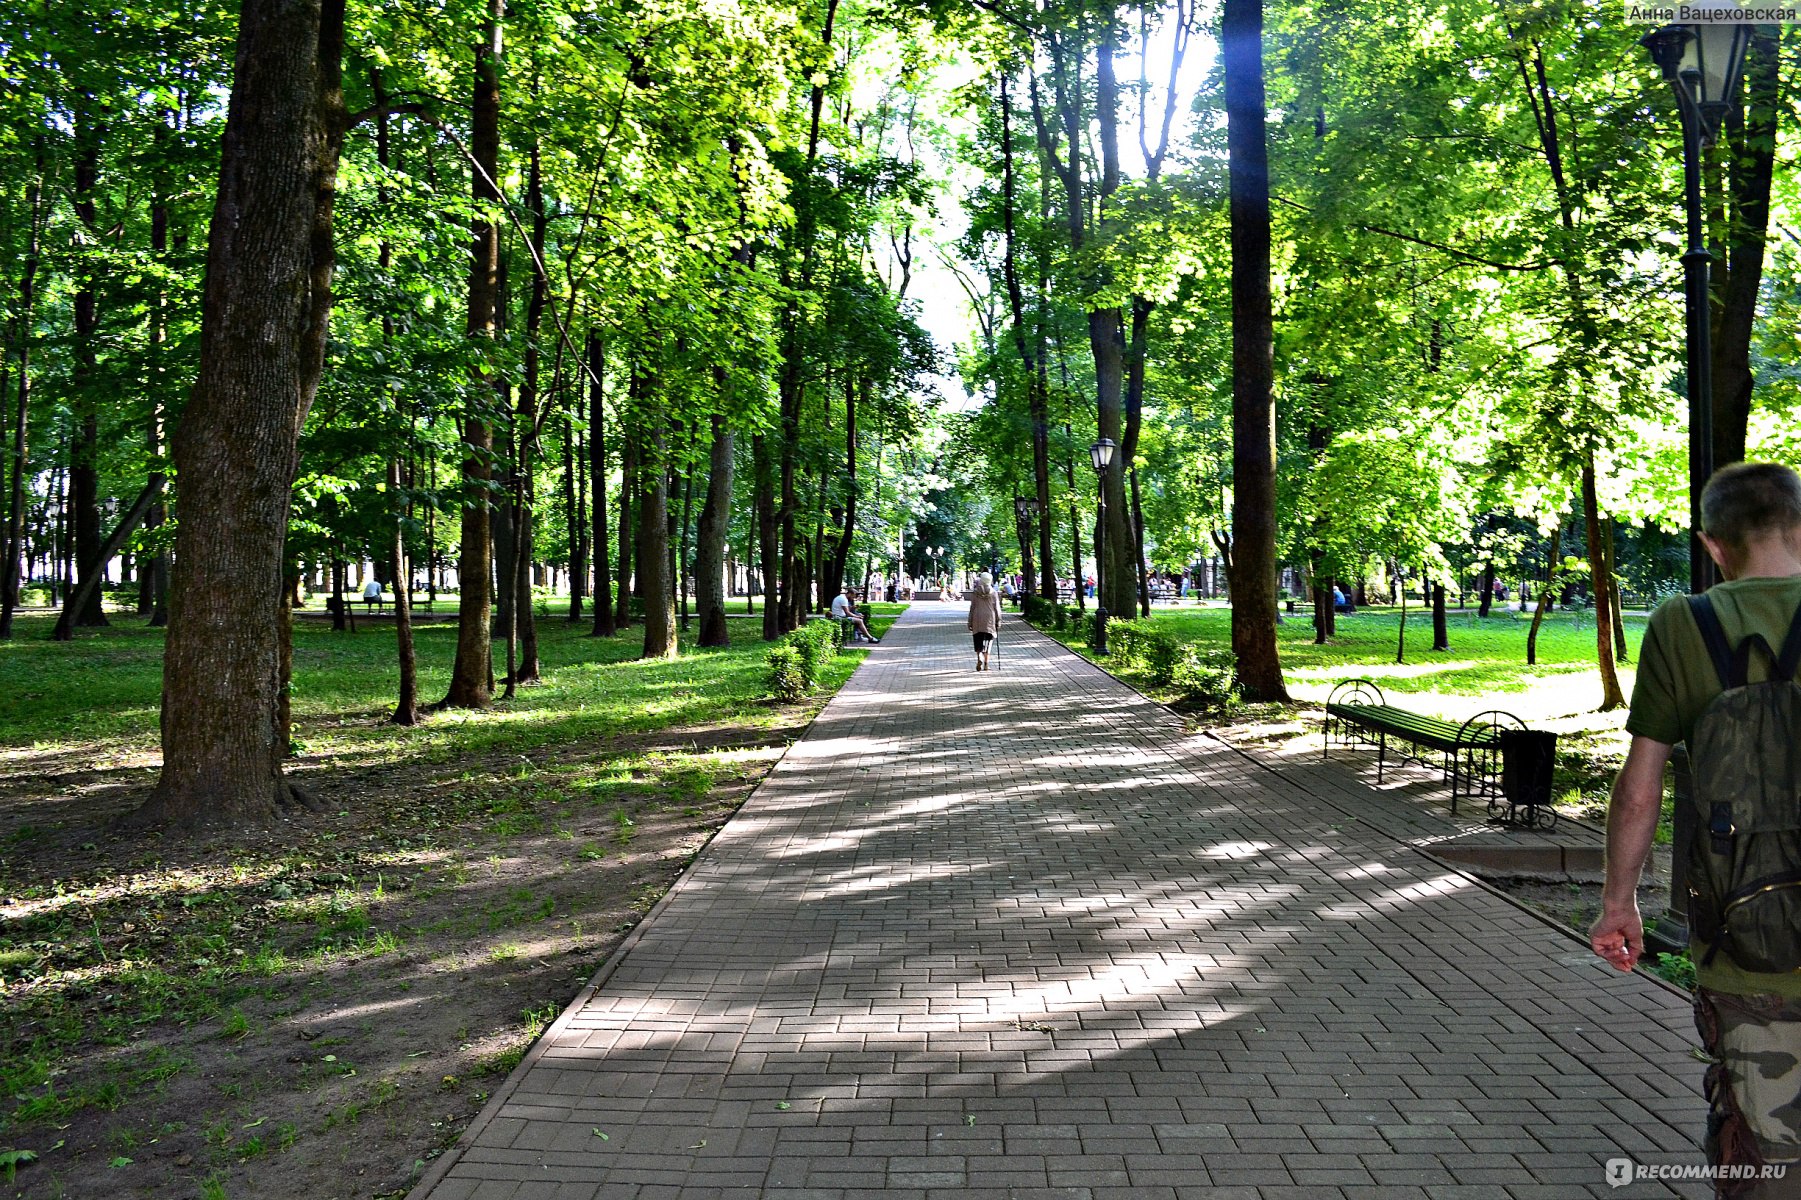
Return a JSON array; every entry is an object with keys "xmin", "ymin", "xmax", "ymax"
[{"xmin": 1695, "ymin": 989, "xmax": 1801, "ymax": 1199}]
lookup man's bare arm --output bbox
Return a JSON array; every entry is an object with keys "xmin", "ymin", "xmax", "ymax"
[{"xmin": 1590, "ymin": 735, "xmax": 1673, "ymax": 971}]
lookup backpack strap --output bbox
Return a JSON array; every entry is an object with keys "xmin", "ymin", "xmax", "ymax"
[
  {"xmin": 1688, "ymin": 594, "xmax": 1742, "ymax": 689},
  {"xmin": 1775, "ymin": 598, "xmax": 1801, "ymax": 683}
]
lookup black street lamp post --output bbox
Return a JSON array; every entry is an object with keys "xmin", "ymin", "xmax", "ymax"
[
  {"xmin": 1089, "ymin": 438, "xmax": 1117, "ymax": 654},
  {"xmin": 1641, "ymin": 17, "xmax": 1753, "ymax": 595}
]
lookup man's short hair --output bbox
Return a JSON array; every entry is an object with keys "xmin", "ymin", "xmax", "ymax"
[{"xmin": 1701, "ymin": 462, "xmax": 1801, "ymax": 548}]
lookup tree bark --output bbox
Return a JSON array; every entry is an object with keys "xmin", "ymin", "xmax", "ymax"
[
  {"xmin": 1710, "ymin": 26, "xmax": 1779, "ymax": 471},
  {"xmin": 441, "ymin": 0, "xmax": 505, "ymax": 709},
  {"xmin": 389, "ymin": 454, "xmax": 419, "ymax": 724},
  {"xmin": 52, "ymin": 478, "xmax": 162, "ymax": 641},
  {"xmin": 69, "ymin": 112, "xmax": 107, "ymax": 628},
  {"xmin": 1431, "ymin": 581, "xmax": 1448, "ymax": 651},
  {"xmin": 615, "ymin": 416, "xmax": 635, "ymax": 629},
  {"xmin": 1586, "ymin": 457, "xmax": 1625, "ymax": 709},
  {"xmin": 506, "ymin": 139, "xmax": 547, "ymax": 686},
  {"xmin": 0, "ymin": 152, "xmax": 42, "ymax": 640},
  {"xmin": 754, "ymin": 434, "xmax": 779, "ymax": 639},
  {"xmin": 587, "ymin": 331, "xmax": 616, "ymax": 637},
  {"xmin": 563, "ymin": 411, "xmax": 583, "ymax": 622},
  {"xmin": 695, "ymin": 410, "xmax": 733, "ymax": 647},
  {"xmin": 131, "ymin": 0, "xmax": 347, "ymax": 827},
  {"xmin": 1222, "ymin": 0, "xmax": 1288, "ymax": 702},
  {"xmin": 638, "ymin": 420, "xmax": 677, "ymax": 660}
]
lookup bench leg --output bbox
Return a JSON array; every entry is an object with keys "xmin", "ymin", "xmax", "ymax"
[{"xmin": 1376, "ymin": 732, "xmax": 1386, "ymax": 782}]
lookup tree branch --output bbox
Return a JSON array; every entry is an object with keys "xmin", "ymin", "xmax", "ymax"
[{"xmin": 1272, "ymin": 196, "xmax": 1560, "ymax": 272}]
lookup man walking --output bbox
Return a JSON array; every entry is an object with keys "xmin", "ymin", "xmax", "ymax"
[{"xmin": 1592, "ymin": 462, "xmax": 1801, "ymax": 1196}]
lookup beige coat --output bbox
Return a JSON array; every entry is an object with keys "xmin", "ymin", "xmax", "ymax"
[{"xmin": 966, "ymin": 587, "xmax": 1003, "ymax": 636}]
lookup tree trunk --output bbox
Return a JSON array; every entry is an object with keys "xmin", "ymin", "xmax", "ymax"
[
  {"xmin": 695, "ymin": 411, "xmax": 733, "ymax": 648},
  {"xmin": 639, "ymin": 421, "xmax": 677, "ymax": 660},
  {"xmin": 389, "ymin": 454, "xmax": 418, "ymax": 724},
  {"xmin": 0, "ymin": 152, "xmax": 41, "ymax": 640},
  {"xmin": 563, "ymin": 412, "xmax": 583, "ymax": 623},
  {"xmin": 677, "ymin": 457, "xmax": 694, "ymax": 632},
  {"xmin": 1710, "ymin": 26, "xmax": 1779, "ymax": 471},
  {"xmin": 616, "ymin": 418, "xmax": 635, "ymax": 628},
  {"xmin": 441, "ymin": 0, "xmax": 504, "ymax": 710},
  {"xmin": 506, "ymin": 139, "xmax": 547, "ymax": 686},
  {"xmin": 754, "ymin": 433, "xmax": 779, "ymax": 639},
  {"xmin": 1395, "ymin": 565, "xmax": 1408, "ymax": 665},
  {"xmin": 1222, "ymin": 0, "xmax": 1288, "ymax": 702},
  {"xmin": 131, "ymin": 0, "xmax": 347, "ymax": 827},
  {"xmin": 1478, "ymin": 560, "xmax": 1494, "ymax": 618},
  {"xmin": 1582, "ymin": 454, "xmax": 1625, "ymax": 709},
  {"xmin": 69, "ymin": 117, "xmax": 107, "ymax": 628},
  {"xmin": 1130, "ymin": 464, "xmax": 1150, "ymax": 617},
  {"xmin": 53, "ymin": 479, "xmax": 162, "ymax": 641},
  {"xmin": 1431, "ymin": 581, "xmax": 1448, "ymax": 651},
  {"xmin": 587, "ymin": 331, "xmax": 615, "ymax": 637}
]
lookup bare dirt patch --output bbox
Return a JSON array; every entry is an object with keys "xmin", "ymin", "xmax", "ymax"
[{"xmin": 0, "ymin": 710, "xmax": 822, "ymax": 1200}]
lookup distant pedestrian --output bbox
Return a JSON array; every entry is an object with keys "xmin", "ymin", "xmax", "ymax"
[{"xmin": 967, "ymin": 572, "xmax": 1003, "ymax": 671}]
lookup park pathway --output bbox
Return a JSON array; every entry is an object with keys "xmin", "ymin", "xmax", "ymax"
[{"xmin": 412, "ymin": 602, "xmax": 1705, "ymax": 1200}]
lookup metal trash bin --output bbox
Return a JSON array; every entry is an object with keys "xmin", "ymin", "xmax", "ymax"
[{"xmin": 1496, "ymin": 729, "xmax": 1558, "ymax": 829}]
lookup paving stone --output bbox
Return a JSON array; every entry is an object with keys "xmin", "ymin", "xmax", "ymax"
[{"xmin": 411, "ymin": 605, "xmax": 1707, "ymax": 1200}]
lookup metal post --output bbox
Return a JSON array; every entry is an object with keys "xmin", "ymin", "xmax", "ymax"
[{"xmin": 1681, "ymin": 102, "xmax": 1715, "ymax": 596}]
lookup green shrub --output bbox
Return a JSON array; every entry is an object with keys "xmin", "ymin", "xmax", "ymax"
[
  {"xmin": 764, "ymin": 620, "xmax": 839, "ymax": 702},
  {"xmin": 1649, "ymin": 950, "xmax": 1696, "ymax": 991},
  {"xmin": 1022, "ymin": 595, "xmax": 1059, "ymax": 628},
  {"xmin": 766, "ymin": 645, "xmax": 808, "ymax": 702},
  {"xmin": 1106, "ymin": 619, "xmax": 1182, "ymax": 680},
  {"xmin": 1167, "ymin": 645, "xmax": 1239, "ymax": 713}
]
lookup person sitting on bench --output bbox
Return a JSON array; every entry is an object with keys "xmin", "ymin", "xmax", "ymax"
[
  {"xmin": 361, "ymin": 577, "xmax": 383, "ymax": 611},
  {"xmin": 830, "ymin": 588, "xmax": 877, "ymax": 643}
]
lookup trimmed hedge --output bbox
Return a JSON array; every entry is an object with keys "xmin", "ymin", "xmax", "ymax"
[{"xmin": 765, "ymin": 619, "xmax": 841, "ymax": 702}]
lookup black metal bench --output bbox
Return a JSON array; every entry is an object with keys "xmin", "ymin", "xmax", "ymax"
[{"xmin": 1323, "ymin": 678, "xmax": 1529, "ymax": 817}]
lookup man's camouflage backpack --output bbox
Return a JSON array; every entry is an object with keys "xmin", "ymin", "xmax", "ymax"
[{"xmin": 1685, "ymin": 594, "xmax": 1801, "ymax": 973}]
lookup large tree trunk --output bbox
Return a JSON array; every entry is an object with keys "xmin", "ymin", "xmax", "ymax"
[
  {"xmin": 1431, "ymin": 581, "xmax": 1448, "ymax": 651},
  {"xmin": 997, "ymin": 71, "xmax": 1055, "ymax": 603},
  {"xmin": 506, "ymin": 139, "xmax": 547, "ymax": 686},
  {"xmin": 0, "ymin": 154, "xmax": 41, "ymax": 640},
  {"xmin": 828, "ymin": 377, "xmax": 859, "ymax": 604},
  {"xmin": 53, "ymin": 479, "xmax": 162, "ymax": 640},
  {"xmin": 1585, "ymin": 455, "xmax": 1626, "ymax": 710},
  {"xmin": 130, "ymin": 0, "xmax": 347, "ymax": 827},
  {"xmin": 615, "ymin": 416, "xmax": 635, "ymax": 628},
  {"xmin": 754, "ymin": 434, "xmax": 779, "ymax": 639},
  {"xmin": 389, "ymin": 454, "xmax": 418, "ymax": 724},
  {"xmin": 1222, "ymin": 0, "xmax": 1288, "ymax": 702},
  {"xmin": 563, "ymin": 412, "xmax": 583, "ymax": 622},
  {"xmin": 639, "ymin": 421, "xmax": 677, "ymax": 660},
  {"xmin": 372, "ymin": 70, "xmax": 418, "ymax": 725},
  {"xmin": 441, "ymin": 0, "xmax": 504, "ymax": 710},
  {"xmin": 1711, "ymin": 26, "xmax": 1779, "ymax": 470},
  {"xmin": 586, "ymin": 331, "xmax": 616, "ymax": 637},
  {"xmin": 695, "ymin": 411, "xmax": 733, "ymax": 648},
  {"xmin": 69, "ymin": 116, "xmax": 107, "ymax": 628}
]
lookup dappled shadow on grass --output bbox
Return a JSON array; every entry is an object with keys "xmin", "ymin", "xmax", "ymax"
[{"xmin": 0, "ymin": 611, "xmax": 886, "ymax": 1199}]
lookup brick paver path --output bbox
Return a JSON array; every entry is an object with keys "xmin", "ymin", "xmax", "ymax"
[{"xmin": 413, "ymin": 603, "xmax": 1706, "ymax": 1200}]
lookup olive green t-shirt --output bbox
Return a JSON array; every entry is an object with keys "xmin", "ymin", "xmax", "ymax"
[{"xmin": 1627, "ymin": 575, "xmax": 1801, "ymax": 997}]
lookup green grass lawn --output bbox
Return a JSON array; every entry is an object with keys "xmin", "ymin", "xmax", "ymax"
[
  {"xmin": 0, "ymin": 603, "xmax": 901, "ymax": 1196},
  {"xmin": 0, "ymin": 604, "xmax": 901, "ymax": 760},
  {"xmin": 1029, "ymin": 601, "xmax": 1649, "ymax": 824},
  {"xmin": 1136, "ymin": 603, "xmax": 1647, "ymax": 702}
]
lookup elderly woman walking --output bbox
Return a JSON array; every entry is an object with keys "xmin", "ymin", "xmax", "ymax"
[{"xmin": 967, "ymin": 572, "xmax": 1003, "ymax": 671}]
